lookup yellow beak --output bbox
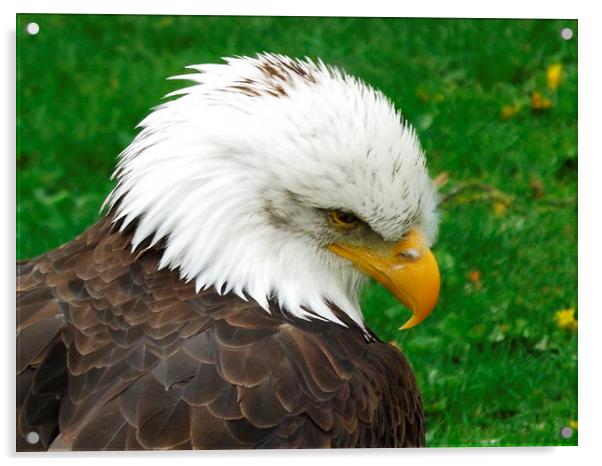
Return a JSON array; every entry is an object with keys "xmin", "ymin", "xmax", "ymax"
[{"xmin": 327, "ymin": 229, "xmax": 440, "ymax": 329}]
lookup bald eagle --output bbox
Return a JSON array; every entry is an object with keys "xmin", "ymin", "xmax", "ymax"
[{"xmin": 16, "ymin": 54, "xmax": 440, "ymax": 450}]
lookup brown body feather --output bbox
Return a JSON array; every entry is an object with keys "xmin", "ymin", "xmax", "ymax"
[{"xmin": 16, "ymin": 216, "xmax": 424, "ymax": 450}]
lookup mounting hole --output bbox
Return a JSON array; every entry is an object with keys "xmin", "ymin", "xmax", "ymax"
[
  {"xmin": 560, "ymin": 28, "xmax": 573, "ymax": 40},
  {"xmin": 26, "ymin": 431, "xmax": 40, "ymax": 444},
  {"xmin": 26, "ymin": 22, "xmax": 40, "ymax": 35},
  {"xmin": 560, "ymin": 426, "xmax": 574, "ymax": 439}
]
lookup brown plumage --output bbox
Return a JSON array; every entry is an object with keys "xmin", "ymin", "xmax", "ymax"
[{"xmin": 17, "ymin": 215, "xmax": 425, "ymax": 450}]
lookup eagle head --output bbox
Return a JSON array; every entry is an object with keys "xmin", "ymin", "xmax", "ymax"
[{"xmin": 106, "ymin": 53, "xmax": 440, "ymax": 330}]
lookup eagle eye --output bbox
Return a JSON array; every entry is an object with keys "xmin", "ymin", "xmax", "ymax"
[{"xmin": 329, "ymin": 210, "xmax": 359, "ymax": 229}]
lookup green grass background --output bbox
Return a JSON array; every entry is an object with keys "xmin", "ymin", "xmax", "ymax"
[{"xmin": 16, "ymin": 15, "xmax": 577, "ymax": 447}]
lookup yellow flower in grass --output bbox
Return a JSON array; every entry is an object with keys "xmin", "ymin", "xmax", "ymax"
[
  {"xmin": 531, "ymin": 92, "xmax": 553, "ymax": 111},
  {"xmin": 547, "ymin": 63, "xmax": 563, "ymax": 90},
  {"xmin": 492, "ymin": 201, "xmax": 508, "ymax": 217},
  {"xmin": 500, "ymin": 104, "xmax": 519, "ymax": 120},
  {"xmin": 569, "ymin": 419, "xmax": 578, "ymax": 431},
  {"xmin": 554, "ymin": 308, "xmax": 578, "ymax": 331}
]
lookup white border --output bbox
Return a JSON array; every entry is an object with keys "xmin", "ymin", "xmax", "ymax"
[
  {"xmin": 6, "ymin": 0, "xmax": 581, "ymax": 18},
  {"xmin": 3, "ymin": 1, "xmax": 601, "ymax": 464}
]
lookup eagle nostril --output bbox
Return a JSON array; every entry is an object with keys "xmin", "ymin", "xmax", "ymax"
[{"xmin": 398, "ymin": 248, "xmax": 420, "ymax": 261}]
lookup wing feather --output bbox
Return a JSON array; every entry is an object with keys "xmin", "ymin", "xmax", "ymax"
[{"xmin": 17, "ymin": 216, "xmax": 424, "ymax": 450}]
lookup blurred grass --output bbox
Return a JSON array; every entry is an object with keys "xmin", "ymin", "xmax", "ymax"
[{"xmin": 16, "ymin": 15, "xmax": 577, "ymax": 447}]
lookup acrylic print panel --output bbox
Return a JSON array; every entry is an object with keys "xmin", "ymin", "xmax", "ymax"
[{"xmin": 16, "ymin": 14, "xmax": 578, "ymax": 450}]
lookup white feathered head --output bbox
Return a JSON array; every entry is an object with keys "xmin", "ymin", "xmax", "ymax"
[{"xmin": 106, "ymin": 53, "xmax": 440, "ymax": 329}]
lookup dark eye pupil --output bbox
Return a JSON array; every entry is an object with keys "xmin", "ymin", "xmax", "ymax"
[
  {"xmin": 338, "ymin": 212, "xmax": 354, "ymax": 223},
  {"xmin": 333, "ymin": 210, "xmax": 356, "ymax": 224}
]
